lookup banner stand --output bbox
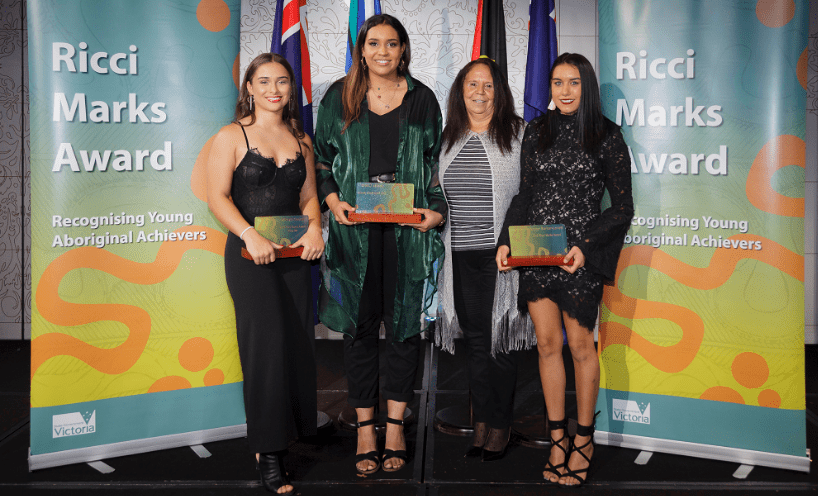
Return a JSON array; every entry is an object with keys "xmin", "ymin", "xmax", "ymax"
[
  {"xmin": 29, "ymin": 425, "xmax": 246, "ymax": 471},
  {"xmin": 596, "ymin": 432, "xmax": 810, "ymax": 473}
]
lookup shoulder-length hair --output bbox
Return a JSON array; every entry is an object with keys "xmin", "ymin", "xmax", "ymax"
[
  {"xmin": 537, "ymin": 52, "xmax": 604, "ymax": 154},
  {"xmin": 235, "ymin": 53, "xmax": 305, "ymax": 140},
  {"xmin": 342, "ymin": 14, "xmax": 411, "ymax": 132},
  {"xmin": 442, "ymin": 57, "xmax": 524, "ymax": 154}
]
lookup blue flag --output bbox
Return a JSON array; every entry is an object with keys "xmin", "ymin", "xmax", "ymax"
[
  {"xmin": 345, "ymin": 0, "xmax": 382, "ymax": 73},
  {"xmin": 271, "ymin": 0, "xmax": 314, "ymax": 138},
  {"xmin": 524, "ymin": 0, "xmax": 558, "ymax": 121}
]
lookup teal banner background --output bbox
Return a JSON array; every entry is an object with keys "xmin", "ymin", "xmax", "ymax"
[
  {"xmin": 597, "ymin": 0, "xmax": 808, "ymax": 469},
  {"xmin": 28, "ymin": 0, "xmax": 244, "ymax": 465}
]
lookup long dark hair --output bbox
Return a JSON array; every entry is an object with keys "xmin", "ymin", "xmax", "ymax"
[
  {"xmin": 235, "ymin": 53, "xmax": 305, "ymax": 140},
  {"xmin": 342, "ymin": 14, "xmax": 411, "ymax": 132},
  {"xmin": 537, "ymin": 52, "xmax": 605, "ymax": 154},
  {"xmin": 442, "ymin": 58, "xmax": 524, "ymax": 154}
]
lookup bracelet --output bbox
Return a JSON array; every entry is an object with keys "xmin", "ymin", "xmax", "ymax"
[
  {"xmin": 437, "ymin": 216, "xmax": 446, "ymax": 227},
  {"xmin": 239, "ymin": 226, "xmax": 254, "ymax": 240}
]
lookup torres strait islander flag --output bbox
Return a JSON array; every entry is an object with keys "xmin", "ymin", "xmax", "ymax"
[
  {"xmin": 472, "ymin": 0, "xmax": 508, "ymax": 79},
  {"xmin": 524, "ymin": 0, "xmax": 558, "ymax": 121},
  {"xmin": 271, "ymin": 0, "xmax": 314, "ymax": 137},
  {"xmin": 345, "ymin": 0, "xmax": 382, "ymax": 73}
]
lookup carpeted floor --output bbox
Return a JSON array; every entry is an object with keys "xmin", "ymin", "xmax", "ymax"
[{"xmin": 0, "ymin": 339, "xmax": 815, "ymax": 494}]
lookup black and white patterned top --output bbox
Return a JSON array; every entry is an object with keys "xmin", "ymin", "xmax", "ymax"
[{"xmin": 443, "ymin": 135, "xmax": 495, "ymax": 251}]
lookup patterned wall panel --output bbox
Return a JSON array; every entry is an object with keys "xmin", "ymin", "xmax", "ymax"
[{"xmin": 0, "ymin": 0, "xmax": 25, "ymax": 339}]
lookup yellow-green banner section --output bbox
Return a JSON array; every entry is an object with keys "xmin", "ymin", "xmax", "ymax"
[
  {"xmin": 597, "ymin": 0, "xmax": 808, "ymax": 471},
  {"xmin": 28, "ymin": 0, "xmax": 243, "ymax": 468}
]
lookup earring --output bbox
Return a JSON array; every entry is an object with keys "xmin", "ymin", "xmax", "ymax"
[
  {"xmin": 361, "ymin": 58, "xmax": 367, "ymax": 69},
  {"xmin": 399, "ymin": 59, "xmax": 405, "ymax": 71},
  {"xmin": 548, "ymin": 99, "xmax": 555, "ymax": 110},
  {"xmin": 249, "ymin": 95, "xmax": 254, "ymax": 111}
]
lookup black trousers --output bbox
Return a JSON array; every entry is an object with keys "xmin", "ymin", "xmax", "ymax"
[
  {"xmin": 452, "ymin": 249, "xmax": 518, "ymax": 429},
  {"xmin": 344, "ymin": 223, "xmax": 421, "ymax": 408},
  {"xmin": 225, "ymin": 233, "xmax": 317, "ymax": 453}
]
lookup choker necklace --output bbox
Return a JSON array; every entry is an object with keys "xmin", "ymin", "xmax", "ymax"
[{"xmin": 369, "ymin": 81, "xmax": 401, "ymax": 110}]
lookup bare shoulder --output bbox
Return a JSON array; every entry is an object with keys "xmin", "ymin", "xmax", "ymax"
[{"xmin": 213, "ymin": 122, "xmax": 244, "ymax": 147}]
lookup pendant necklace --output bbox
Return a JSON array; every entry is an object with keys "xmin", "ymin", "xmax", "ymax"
[{"xmin": 370, "ymin": 81, "xmax": 401, "ymax": 109}]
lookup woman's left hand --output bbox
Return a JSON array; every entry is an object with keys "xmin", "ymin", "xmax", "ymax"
[
  {"xmin": 560, "ymin": 246, "xmax": 585, "ymax": 274},
  {"xmin": 291, "ymin": 227, "xmax": 325, "ymax": 261},
  {"xmin": 402, "ymin": 208, "xmax": 443, "ymax": 233}
]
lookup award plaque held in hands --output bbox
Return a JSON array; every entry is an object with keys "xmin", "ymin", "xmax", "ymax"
[
  {"xmin": 506, "ymin": 224, "xmax": 573, "ymax": 267},
  {"xmin": 241, "ymin": 215, "xmax": 309, "ymax": 261},
  {"xmin": 347, "ymin": 182, "xmax": 423, "ymax": 223}
]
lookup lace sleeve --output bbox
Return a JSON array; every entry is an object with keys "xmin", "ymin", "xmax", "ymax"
[
  {"xmin": 498, "ymin": 122, "xmax": 538, "ymax": 247},
  {"xmin": 576, "ymin": 124, "xmax": 634, "ymax": 281}
]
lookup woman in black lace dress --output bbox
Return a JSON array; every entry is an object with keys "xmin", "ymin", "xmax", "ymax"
[
  {"xmin": 496, "ymin": 53, "xmax": 633, "ymax": 487},
  {"xmin": 207, "ymin": 53, "xmax": 323, "ymax": 495}
]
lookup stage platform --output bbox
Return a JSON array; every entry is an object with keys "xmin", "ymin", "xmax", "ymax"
[{"xmin": 0, "ymin": 339, "xmax": 816, "ymax": 495}]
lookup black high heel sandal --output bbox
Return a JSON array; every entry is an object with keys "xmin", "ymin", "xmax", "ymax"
[
  {"xmin": 481, "ymin": 426, "xmax": 511, "ymax": 462},
  {"xmin": 560, "ymin": 413, "xmax": 598, "ymax": 487},
  {"xmin": 465, "ymin": 421, "xmax": 489, "ymax": 457},
  {"xmin": 257, "ymin": 451, "xmax": 293, "ymax": 494},
  {"xmin": 354, "ymin": 418, "xmax": 381, "ymax": 475},
  {"xmin": 543, "ymin": 418, "xmax": 568, "ymax": 483},
  {"xmin": 381, "ymin": 417, "xmax": 409, "ymax": 472}
]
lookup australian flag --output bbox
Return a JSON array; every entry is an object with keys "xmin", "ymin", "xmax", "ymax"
[
  {"xmin": 271, "ymin": 0, "xmax": 314, "ymax": 137},
  {"xmin": 345, "ymin": 0, "xmax": 382, "ymax": 73},
  {"xmin": 524, "ymin": 0, "xmax": 558, "ymax": 121}
]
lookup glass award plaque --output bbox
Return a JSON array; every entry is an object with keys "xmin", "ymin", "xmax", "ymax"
[
  {"xmin": 506, "ymin": 224, "xmax": 572, "ymax": 267},
  {"xmin": 241, "ymin": 215, "xmax": 309, "ymax": 260},
  {"xmin": 347, "ymin": 182, "xmax": 422, "ymax": 223}
]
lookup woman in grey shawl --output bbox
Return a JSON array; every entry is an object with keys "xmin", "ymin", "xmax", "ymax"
[{"xmin": 435, "ymin": 58, "xmax": 531, "ymax": 461}]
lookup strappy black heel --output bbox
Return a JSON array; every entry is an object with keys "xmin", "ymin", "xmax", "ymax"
[
  {"xmin": 381, "ymin": 417, "xmax": 409, "ymax": 472},
  {"xmin": 560, "ymin": 413, "xmax": 599, "ymax": 487},
  {"xmin": 354, "ymin": 418, "xmax": 380, "ymax": 475},
  {"xmin": 257, "ymin": 451, "xmax": 293, "ymax": 494},
  {"xmin": 543, "ymin": 418, "xmax": 568, "ymax": 483}
]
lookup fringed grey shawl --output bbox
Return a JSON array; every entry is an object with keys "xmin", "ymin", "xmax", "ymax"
[{"xmin": 435, "ymin": 126, "xmax": 536, "ymax": 356}]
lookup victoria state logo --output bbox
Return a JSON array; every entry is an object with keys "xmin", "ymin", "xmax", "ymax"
[
  {"xmin": 52, "ymin": 410, "xmax": 96, "ymax": 438},
  {"xmin": 612, "ymin": 399, "xmax": 650, "ymax": 424}
]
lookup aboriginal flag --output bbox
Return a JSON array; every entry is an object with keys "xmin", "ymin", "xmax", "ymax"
[
  {"xmin": 471, "ymin": 0, "xmax": 508, "ymax": 80},
  {"xmin": 271, "ymin": 0, "xmax": 314, "ymax": 137},
  {"xmin": 524, "ymin": 0, "xmax": 558, "ymax": 121}
]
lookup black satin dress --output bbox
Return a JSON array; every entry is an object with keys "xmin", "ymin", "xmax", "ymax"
[{"xmin": 224, "ymin": 124, "xmax": 317, "ymax": 453}]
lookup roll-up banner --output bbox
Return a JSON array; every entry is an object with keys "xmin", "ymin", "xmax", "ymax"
[
  {"xmin": 28, "ymin": 0, "xmax": 245, "ymax": 470},
  {"xmin": 597, "ymin": 0, "xmax": 809, "ymax": 472}
]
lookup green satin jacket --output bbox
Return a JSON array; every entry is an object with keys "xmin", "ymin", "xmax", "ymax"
[{"xmin": 314, "ymin": 75, "xmax": 445, "ymax": 341}]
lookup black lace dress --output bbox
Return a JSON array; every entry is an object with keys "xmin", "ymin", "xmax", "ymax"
[
  {"xmin": 224, "ymin": 124, "xmax": 317, "ymax": 454},
  {"xmin": 499, "ymin": 111, "xmax": 633, "ymax": 331}
]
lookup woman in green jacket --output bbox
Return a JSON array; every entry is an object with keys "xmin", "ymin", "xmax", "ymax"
[{"xmin": 314, "ymin": 14, "xmax": 445, "ymax": 475}]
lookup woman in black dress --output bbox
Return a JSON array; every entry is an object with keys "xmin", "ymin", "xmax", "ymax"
[
  {"xmin": 496, "ymin": 53, "xmax": 633, "ymax": 486},
  {"xmin": 207, "ymin": 53, "xmax": 323, "ymax": 495}
]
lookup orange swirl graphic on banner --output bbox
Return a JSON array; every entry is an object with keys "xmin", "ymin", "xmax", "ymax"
[
  {"xmin": 746, "ymin": 134, "xmax": 804, "ymax": 217},
  {"xmin": 602, "ymin": 235, "xmax": 803, "ymax": 372},
  {"xmin": 32, "ymin": 227, "xmax": 227, "ymax": 380}
]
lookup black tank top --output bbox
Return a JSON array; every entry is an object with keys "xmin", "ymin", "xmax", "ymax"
[
  {"xmin": 368, "ymin": 106, "xmax": 400, "ymax": 177},
  {"xmin": 230, "ymin": 124, "xmax": 307, "ymax": 223}
]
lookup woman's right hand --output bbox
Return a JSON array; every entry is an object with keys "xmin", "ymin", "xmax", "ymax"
[
  {"xmin": 243, "ymin": 229, "xmax": 283, "ymax": 265},
  {"xmin": 326, "ymin": 193, "xmax": 362, "ymax": 226},
  {"xmin": 496, "ymin": 245, "xmax": 513, "ymax": 272}
]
